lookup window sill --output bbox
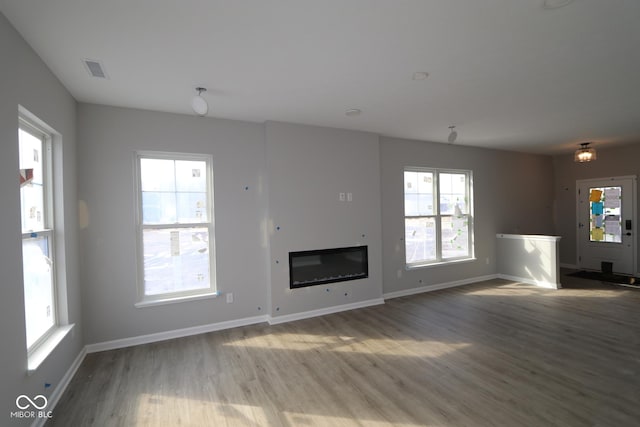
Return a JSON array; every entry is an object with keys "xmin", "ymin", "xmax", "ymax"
[
  {"xmin": 135, "ymin": 291, "xmax": 220, "ymax": 308},
  {"xmin": 28, "ymin": 324, "xmax": 75, "ymax": 375},
  {"xmin": 406, "ymin": 257, "xmax": 477, "ymax": 270}
]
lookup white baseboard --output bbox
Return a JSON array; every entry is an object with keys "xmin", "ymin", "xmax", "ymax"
[
  {"xmin": 267, "ymin": 298, "xmax": 385, "ymax": 325},
  {"xmin": 497, "ymin": 273, "xmax": 561, "ymax": 289},
  {"xmin": 31, "ymin": 346, "xmax": 87, "ymax": 427},
  {"xmin": 383, "ymin": 274, "xmax": 499, "ymax": 300},
  {"xmin": 560, "ymin": 263, "xmax": 579, "ymax": 270},
  {"xmin": 85, "ymin": 315, "xmax": 269, "ymax": 353}
]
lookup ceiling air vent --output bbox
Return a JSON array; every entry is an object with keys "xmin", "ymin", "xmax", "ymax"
[{"xmin": 82, "ymin": 59, "xmax": 107, "ymax": 79}]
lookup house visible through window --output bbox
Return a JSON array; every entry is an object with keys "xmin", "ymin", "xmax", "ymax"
[
  {"xmin": 19, "ymin": 119, "xmax": 56, "ymax": 351},
  {"xmin": 404, "ymin": 168, "xmax": 473, "ymax": 266},
  {"xmin": 136, "ymin": 152, "xmax": 216, "ymax": 303}
]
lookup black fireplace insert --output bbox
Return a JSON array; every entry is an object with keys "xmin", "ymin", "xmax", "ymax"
[{"xmin": 289, "ymin": 246, "xmax": 368, "ymax": 289}]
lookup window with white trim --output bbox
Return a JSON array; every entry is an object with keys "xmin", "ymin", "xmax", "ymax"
[
  {"xmin": 404, "ymin": 168, "xmax": 473, "ymax": 266},
  {"xmin": 19, "ymin": 118, "xmax": 57, "ymax": 351},
  {"xmin": 136, "ymin": 152, "xmax": 216, "ymax": 303}
]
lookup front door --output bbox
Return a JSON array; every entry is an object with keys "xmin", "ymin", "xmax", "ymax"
[{"xmin": 577, "ymin": 176, "xmax": 636, "ymax": 275}]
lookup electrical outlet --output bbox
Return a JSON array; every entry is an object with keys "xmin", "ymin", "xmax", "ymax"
[
  {"xmin": 339, "ymin": 192, "xmax": 346, "ymax": 201},
  {"xmin": 347, "ymin": 192, "xmax": 353, "ymax": 202},
  {"xmin": 226, "ymin": 293, "xmax": 233, "ymax": 303},
  {"xmin": 486, "ymin": 257, "xmax": 490, "ymax": 265}
]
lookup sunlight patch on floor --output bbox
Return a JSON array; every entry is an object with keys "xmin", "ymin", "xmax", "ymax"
[
  {"xmin": 134, "ymin": 393, "xmax": 272, "ymax": 426},
  {"xmin": 463, "ymin": 284, "xmax": 544, "ymax": 296},
  {"xmin": 332, "ymin": 338, "xmax": 471, "ymax": 358},
  {"xmin": 284, "ymin": 411, "xmax": 432, "ymax": 427},
  {"xmin": 133, "ymin": 393, "xmax": 432, "ymax": 426},
  {"xmin": 224, "ymin": 332, "xmax": 351, "ymax": 350},
  {"xmin": 464, "ymin": 283, "xmax": 625, "ymax": 298},
  {"xmin": 223, "ymin": 333, "xmax": 470, "ymax": 357}
]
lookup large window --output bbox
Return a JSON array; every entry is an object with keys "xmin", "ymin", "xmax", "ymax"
[
  {"xmin": 404, "ymin": 168, "xmax": 473, "ymax": 266},
  {"xmin": 19, "ymin": 119, "xmax": 56, "ymax": 351},
  {"xmin": 136, "ymin": 152, "xmax": 216, "ymax": 303}
]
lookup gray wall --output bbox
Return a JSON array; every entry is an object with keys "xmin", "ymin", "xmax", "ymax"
[
  {"xmin": 77, "ymin": 112, "xmax": 386, "ymax": 337},
  {"xmin": 77, "ymin": 104, "xmax": 269, "ymax": 344},
  {"xmin": 265, "ymin": 122, "xmax": 383, "ymax": 318},
  {"xmin": 380, "ymin": 136, "xmax": 555, "ymax": 295},
  {"xmin": 553, "ymin": 144, "xmax": 640, "ymax": 270},
  {"xmin": 0, "ymin": 12, "xmax": 82, "ymax": 424}
]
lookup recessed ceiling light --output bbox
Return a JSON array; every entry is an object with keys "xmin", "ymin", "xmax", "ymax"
[
  {"xmin": 345, "ymin": 108, "xmax": 362, "ymax": 117},
  {"xmin": 412, "ymin": 72, "xmax": 429, "ymax": 80},
  {"xmin": 542, "ymin": 0, "xmax": 573, "ymax": 9}
]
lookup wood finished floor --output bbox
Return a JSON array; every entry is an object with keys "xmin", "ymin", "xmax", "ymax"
[{"xmin": 48, "ymin": 276, "xmax": 640, "ymax": 426}]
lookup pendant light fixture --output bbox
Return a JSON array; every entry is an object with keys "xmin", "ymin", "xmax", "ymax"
[
  {"xmin": 191, "ymin": 87, "xmax": 208, "ymax": 116},
  {"xmin": 447, "ymin": 126, "xmax": 457, "ymax": 144},
  {"xmin": 574, "ymin": 142, "xmax": 597, "ymax": 163}
]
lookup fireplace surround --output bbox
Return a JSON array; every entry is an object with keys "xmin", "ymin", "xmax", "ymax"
[{"xmin": 289, "ymin": 245, "xmax": 368, "ymax": 289}]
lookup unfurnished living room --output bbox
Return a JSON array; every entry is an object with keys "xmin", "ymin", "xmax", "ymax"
[{"xmin": 1, "ymin": 1, "xmax": 639, "ymax": 426}]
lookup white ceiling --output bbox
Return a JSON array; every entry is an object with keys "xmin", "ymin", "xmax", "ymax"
[{"xmin": 2, "ymin": 0, "xmax": 640, "ymax": 154}]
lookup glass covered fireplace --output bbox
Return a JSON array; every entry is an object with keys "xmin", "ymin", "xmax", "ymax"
[{"xmin": 289, "ymin": 245, "xmax": 368, "ymax": 289}]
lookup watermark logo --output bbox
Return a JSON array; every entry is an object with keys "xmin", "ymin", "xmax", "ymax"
[
  {"xmin": 16, "ymin": 395, "xmax": 47, "ymax": 410},
  {"xmin": 10, "ymin": 395, "xmax": 52, "ymax": 419}
]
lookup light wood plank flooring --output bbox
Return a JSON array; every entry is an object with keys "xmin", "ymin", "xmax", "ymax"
[{"xmin": 48, "ymin": 276, "xmax": 640, "ymax": 426}]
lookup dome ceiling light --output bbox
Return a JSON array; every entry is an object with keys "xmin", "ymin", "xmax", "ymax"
[{"xmin": 191, "ymin": 87, "xmax": 208, "ymax": 116}]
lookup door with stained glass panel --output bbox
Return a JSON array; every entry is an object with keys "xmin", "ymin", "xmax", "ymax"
[{"xmin": 577, "ymin": 176, "xmax": 636, "ymax": 275}]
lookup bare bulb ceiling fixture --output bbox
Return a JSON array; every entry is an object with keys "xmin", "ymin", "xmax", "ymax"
[
  {"xmin": 574, "ymin": 142, "xmax": 597, "ymax": 163},
  {"xmin": 448, "ymin": 126, "xmax": 458, "ymax": 144},
  {"xmin": 191, "ymin": 87, "xmax": 208, "ymax": 116}
]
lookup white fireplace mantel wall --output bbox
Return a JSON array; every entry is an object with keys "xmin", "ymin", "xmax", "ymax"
[{"xmin": 496, "ymin": 234, "xmax": 562, "ymax": 289}]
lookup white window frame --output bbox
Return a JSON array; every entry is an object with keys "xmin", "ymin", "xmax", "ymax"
[
  {"xmin": 404, "ymin": 167, "xmax": 474, "ymax": 268},
  {"xmin": 19, "ymin": 107, "xmax": 73, "ymax": 374},
  {"xmin": 135, "ymin": 151, "xmax": 217, "ymax": 306},
  {"xmin": 20, "ymin": 117, "xmax": 58, "ymax": 355}
]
